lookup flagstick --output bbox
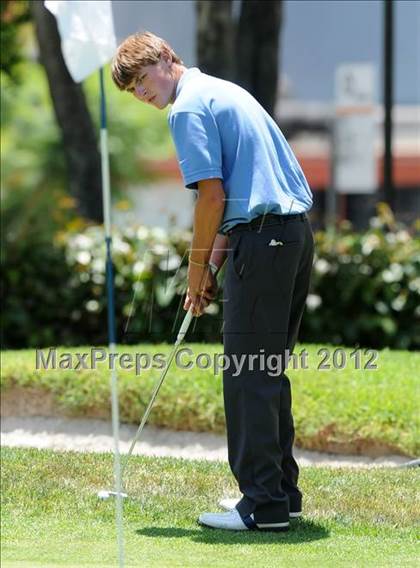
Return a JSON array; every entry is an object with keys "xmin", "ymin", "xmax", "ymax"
[{"xmin": 99, "ymin": 67, "xmax": 125, "ymax": 568}]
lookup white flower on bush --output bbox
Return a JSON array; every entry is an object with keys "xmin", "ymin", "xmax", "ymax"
[
  {"xmin": 150, "ymin": 227, "xmax": 167, "ymax": 240},
  {"xmin": 339, "ymin": 254, "xmax": 351, "ymax": 264},
  {"xmin": 375, "ymin": 301, "xmax": 388, "ymax": 314},
  {"xmin": 72, "ymin": 234, "xmax": 93, "ymax": 249},
  {"xmin": 133, "ymin": 260, "xmax": 146, "ymax": 275},
  {"xmin": 159, "ymin": 254, "xmax": 181, "ymax": 271},
  {"xmin": 133, "ymin": 281, "xmax": 144, "ymax": 295},
  {"xmin": 386, "ymin": 233, "xmax": 396, "ymax": 245},
  {"xmin": 382, "ymin": 263, "xmax": 404, "ymax": 283},
  {"xmin": 85, "ymin": 299, "xmax": 99, "ymax": 312},
  {"xmin": 306, "ymin": 294, "xmax": 322, "ymax": 310},
  {"xmin": 391, "ymin": 295, "xmax": 406, "ymax": 311},
  {"xmin": 123, "ymin": 226, "xmax": 135, "ymax": 239},
  {"xmin": 409, "ymin": 277, "xmax": 420, "ymax": 292},
  {"xmin": 112, "ymin": 238, "xmax": 130, "ymax": 255},
  {"xmin": 362, "ymin": 234, "xmax": 381, "ymax": 255},
  {"xmin": 151, "ymin": 243, "xmax": 169, "ymax": 256},
  {"xmin": 92, "ymin": 273, "xmax": 105, "ymax": 285},
  {"xmin": 91, "ymin": 258, "xmax": 105, "ymax": 273},
  {"xmin": 76, "ymin": 251, "xmax": 91, "ymax": 265},
  {"xmin": 359, "ymin": 264, "xmax": 373, "ymax": 276},
  {"xmin": 85, "ymin": 226, "xmax": 101, "ymax": 239},
  {"xmin": 315, "ymin": 258, "xmax": 330, "ymax": 274},
  {"xmin": 369, "ymin": 217, "xmax": 382, "ymax": 229},
  {"xmin": 396, "ymin": 230, "xmax": 410, "ymax": 243},
  {"xmin": 115, "ymin": 275, "xmax": 124, "ymax": 287},
  {"xmin": 137, "ymin": 226, "xmax": 149, "ymax": 240}
]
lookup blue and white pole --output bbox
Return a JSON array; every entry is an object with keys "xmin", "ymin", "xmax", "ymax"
[{"xmin": 99, "ymin": 67, "xmax": 125, "ymax": 568}]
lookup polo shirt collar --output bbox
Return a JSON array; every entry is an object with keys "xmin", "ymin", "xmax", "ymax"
[{"xmin": 175, "ymin": 67, "xmax": 201, "ymax": 99}]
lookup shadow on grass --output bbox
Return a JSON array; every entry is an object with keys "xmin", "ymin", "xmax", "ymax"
[{"xmin": 136, "ymin": 518, "xmax": 329, "ymax": 545}]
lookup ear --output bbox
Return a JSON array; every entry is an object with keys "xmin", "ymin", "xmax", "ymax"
[{"xmin": 161, "ymin": 49, "xmax": 172, "ymax": 66}]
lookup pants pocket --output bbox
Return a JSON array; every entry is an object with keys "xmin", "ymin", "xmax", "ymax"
[{"xmin": 230, "ymin": 233, "xmax": 252, "ymax": 280}]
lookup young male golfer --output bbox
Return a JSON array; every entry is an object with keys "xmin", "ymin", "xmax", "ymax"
[{"xmin": 112, "ymin": 32, "xmax": 314, "ymax": 532}]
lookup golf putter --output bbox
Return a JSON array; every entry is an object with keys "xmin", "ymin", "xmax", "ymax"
[
  {"xmin": 97, "ymin": 306, "xmax": 194, "ymax": 500},
  {"xmin": 123, "ymin": 305, "xmax": 194, "ymax": 467}
]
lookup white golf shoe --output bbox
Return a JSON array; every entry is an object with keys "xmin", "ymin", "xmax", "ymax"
[
  {"xmin": 198, "ymin": 507, "xmax": 290, "ymax": 531},
  {"xmin": 198, "ymin": 508, "xmax": 249, "ymax": 530},
  {"xmin": 218, "ymin": 497, "xmax": 302, "ymax": 519}
]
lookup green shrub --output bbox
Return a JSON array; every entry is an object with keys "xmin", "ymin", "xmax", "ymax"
[
  {"xmin": 1, "ymin": 222, "xmax": 223, "ymax": 348},
  {"xmin": 2, "ymin": 204, "xmax": 419, "ymax": 349},
  {"xmin": 300, "ymin": 203, "xmax": 420, "ymax": 350}
]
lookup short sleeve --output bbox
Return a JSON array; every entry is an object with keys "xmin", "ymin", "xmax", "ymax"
[{"xmin": 169, "ymin": 110, "xmax": 223, "ymax": 189}]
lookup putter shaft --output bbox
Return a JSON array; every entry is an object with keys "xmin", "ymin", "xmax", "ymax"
[{"xmin": 122, "ymin": 308, "xmax": 194, "ymax": 470}]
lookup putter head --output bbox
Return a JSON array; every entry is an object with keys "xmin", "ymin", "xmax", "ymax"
[{"xmin": 97, "ymin": 490, "xmax": 128, "ymax": 500}]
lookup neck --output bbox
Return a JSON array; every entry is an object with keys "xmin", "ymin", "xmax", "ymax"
[{"xmin": 170, "ymin": 64, "xmax": 187, "ymax": 103}]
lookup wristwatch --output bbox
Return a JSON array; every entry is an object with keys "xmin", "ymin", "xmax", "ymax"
[{"xmin": 209, "ymin": 261, "xmax": 218, "ymax": 275}]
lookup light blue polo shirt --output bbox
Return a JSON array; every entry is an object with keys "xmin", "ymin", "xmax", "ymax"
[{"xmin": 168, "ymin": 68, "xmax": 313, "ymax": 234}]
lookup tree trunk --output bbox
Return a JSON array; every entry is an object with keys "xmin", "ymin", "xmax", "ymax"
[
  {"xmin": 196, "ymin": 0, "xmax": 282, "ymax": 117},
  {"xmin": 196, "ymin": 0, "xmax": 234, "ymax": 80},
  {"xmin": 31, "ymin": 1, "xmax": 103, "ymax": 222},
  {"xmin": 236, "ymin": 0, "xmax": 282, "ymax": 116}
]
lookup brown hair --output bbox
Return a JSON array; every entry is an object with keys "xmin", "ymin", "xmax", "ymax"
[{"xmin": 111, "ymin": 31, "xmax": 183, "ymax": 91}]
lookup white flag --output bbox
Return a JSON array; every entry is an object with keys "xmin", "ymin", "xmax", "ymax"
[{"xmin": 44, "ymin": 1, "xmax": 117, "ymax": 83}]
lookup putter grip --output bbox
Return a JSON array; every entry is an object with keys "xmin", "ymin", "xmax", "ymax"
[{"xmin": 176, "ymin": 309, "xmax": 194, "ymax": 343}]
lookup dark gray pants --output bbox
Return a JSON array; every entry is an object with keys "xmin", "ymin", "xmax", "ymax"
[{"xmin": 223, "ymin": 214, "xmax": 314, "ymax": 525}]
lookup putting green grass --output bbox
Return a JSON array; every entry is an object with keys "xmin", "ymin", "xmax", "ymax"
[
  {"xmin": 1, "ymin": 344, "xmax": 419, "ymax": 455},
  {"xmin": 1, "ymin": 448, "xmax": 419, "ymax": 567}
]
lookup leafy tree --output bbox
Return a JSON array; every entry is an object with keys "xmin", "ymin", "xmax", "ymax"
[{"xmin": 0, "ymin": 0, "xmax": 31, "ymax": 82}]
